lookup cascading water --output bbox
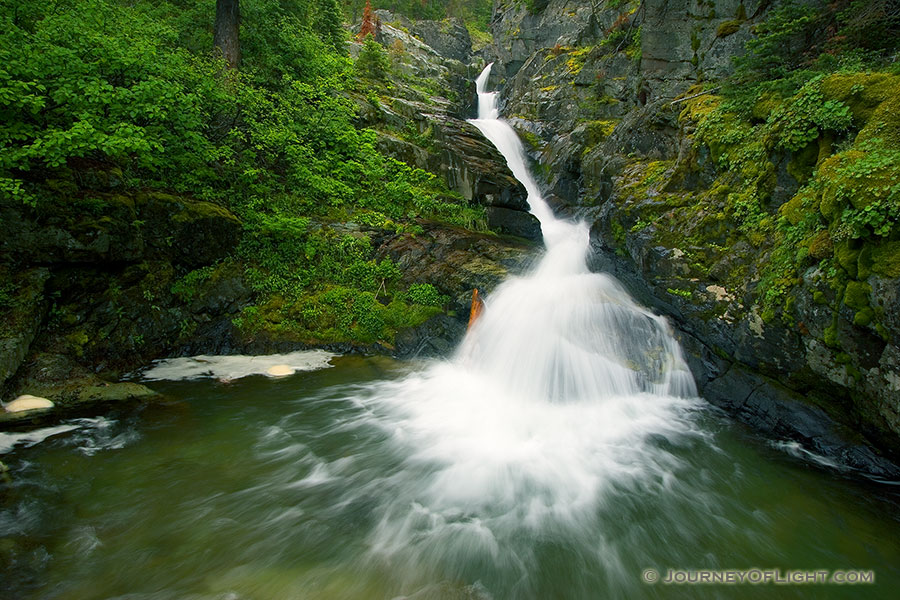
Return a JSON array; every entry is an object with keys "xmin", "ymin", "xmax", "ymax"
[
  {"xmin": 463, "ymin": 63, "xmax": 697, "ymax": 402},
  {"xmin": 331, "ymin": 63, "xmax": 707, "ymax": 594}
]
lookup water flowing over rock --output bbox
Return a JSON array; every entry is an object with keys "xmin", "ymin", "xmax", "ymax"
[
  {"xmin": 487, "ymin": 0, "xmax": 900, "ymax": 477},
  {"xmin": 330, "ymin": 64, "xmax": 707, "ymax": 592}
]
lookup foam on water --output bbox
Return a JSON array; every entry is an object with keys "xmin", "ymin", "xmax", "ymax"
[{"xmin": 140, "ymin": 350, "xmax": 336, "ymax": 381}]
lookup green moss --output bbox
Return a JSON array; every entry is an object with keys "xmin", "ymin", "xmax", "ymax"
[
  {"xmin": 667, "ymin": 287, "xmax": 693, "ymax": 299},
  {"xmin": 786, "ymin": 141, "xmax": 818, "ymax": 185},
  {"xmin": 857, "ymin": 95, "xmax": 900, "ymax": 146},
  {"xmin": 823, "ymin": 322, "xmax": 839, "ymax": 348},
  {"xmin": 611, "ymin": 220, "xmax": 626, "ymax": 247},
  {"xmin": 846, "ymin": 364, "xmax": 863, "ymax": 383},
  {"xmin": 843, "ymin": 280, "xmax": 871, "ymax": 310},
  {"xmin": 853, "ymin": 307, "xmax": 874, "ymax": 327},
  {"xmin": 820, "ymin": 73, "xmax": 900, "ymax": 124},
  {"xmin": 66, "ymin": 329, "xmax": 89, "ymax": 358},
  {"xmin": 780, "ymin": 189, "xmax": 813, "ymax": 225},
  {"xmin": 716, "ymin": 20, "xmax": 741, "ymax": 38},
  {"xmin": 584, "ymin": 119, "xmax": 619, "ymax": 144},
  {"xmin": 870, "ymin": 241, "xmax": 900, "ymax": 277},
  {"xmin": 812, "ymin": 290, "xmax": 827, "ymax": 305},
  {"xmin": 834, "ymin": 242, "xmax": 860, "ymax": 278},
  {"xmin": 807, "ymin": 230, "xmax": 834, "ymax": 259},
  {"xmin": 517, "ymin": 128, "xmax": 542, "ymax": 151}
]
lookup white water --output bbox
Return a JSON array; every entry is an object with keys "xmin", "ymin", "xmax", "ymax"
[
  {"xmin": 316, "ymin": 63, "xmax": 707, "ymax": 590},
  {"xmin": 140, "ymin": 350, "xmax": 336, "ymax": 381}
]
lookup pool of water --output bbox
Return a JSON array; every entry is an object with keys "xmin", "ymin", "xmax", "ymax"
[{"xmin": 1, "ymin": 354, "xmax": 899, "ymax": 600}]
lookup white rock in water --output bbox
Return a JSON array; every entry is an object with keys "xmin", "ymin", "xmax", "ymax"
[
  {"xmin": 266, "ymin": 365, "xmax": 294, "ymax": 377},
  {"xmin": 4, "ymin": 394, "xmax": 54, "ymax": 413}
]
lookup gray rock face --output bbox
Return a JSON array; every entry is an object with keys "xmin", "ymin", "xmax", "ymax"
[
  {"xmin": 486, "ymin": 206, "xmax": 543, "ymax": 241},
  {"xmin": 489, "ymin": 0, "xmax": 900, "ymax": 476},
  {"xmin": 410, "ymin": 18, "xmax": 473, "ymax": 63}
]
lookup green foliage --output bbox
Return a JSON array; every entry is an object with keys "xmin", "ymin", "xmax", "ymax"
[
  {"xmin": 171, "ymin": 266, "xmax": 216, "ymax": 301},
  {"xmin": 768, "ymin": 77, "xmax": 852, "ymax": 151},
  {"xmin": 356, "ymin": 36, "xmax": 390, "ymax": 81},
  {"xmin": 340, "ymin": 0, "xmax": 493, "ymax": 33},
  {"xmin": 734, "ymin": 0, "xmax": 819, "ymax": 81},
  {"xmin": 314, "ymin": 0, "xmax": 348, "ymax": 54},
  {"xmin": 402, "ymin": 283, "xmax": 446, "ymax": 307},
  {"xmin": 0, "ymin": 0, "xmax": 489, "ymax": 346},
  {"xmin": 667, "ymin": 287, "xmax": 693, "ymax": 299}
]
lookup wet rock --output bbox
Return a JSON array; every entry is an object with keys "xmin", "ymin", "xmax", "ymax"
[
  {"xmin": 1, "ymin": 353, "xmax": 159, "ymax": 430},
  {"xmin": 0, "ymin": 268, "xmax": 50, "ymax": 390},
  {"xmin": 0, "ymin": 194, "xmax": 143, "ymax": 263},
  {"xmin": 377, "ymin": 223, "xmax": 537, "ymax": 314},
  {"xmin": 485, "ymin": 206, "xmax": 543, "ymax": 242},
  {"xmin": 702, "ymin": 361, "xmax": 900, "ymax": 479},
  {"xmin": 395, "ymin": 314, "xmax": 467, "ymax": 359},
  {"xmin": 137, "ymin": 192, "xmax": 242, "ymax": 267}
]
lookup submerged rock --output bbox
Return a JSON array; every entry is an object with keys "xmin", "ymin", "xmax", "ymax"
[
  {"xmin": 0, "ymin": 353, "xmax": 159, "ymax": 430},
  {"xmin": 3, "ymin": 394, "xmax": 54, "ymax": 413},
  {"xmin": 266, "ymin": 365, "xmax": 295, "ymax": 377}
]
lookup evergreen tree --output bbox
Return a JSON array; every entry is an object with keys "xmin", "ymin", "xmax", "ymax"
[
  {"xmin": 315, "ymin": 0, "xmax": 347, "ymax": 54},
  {"xmin": 357, "ymin": 0, "xmax": 376, "ymax": 41}
]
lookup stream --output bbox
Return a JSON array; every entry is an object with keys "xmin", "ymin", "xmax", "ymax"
[{"xmin": 1, "ymin": 64, "xmax": 899, "ymax": 600}]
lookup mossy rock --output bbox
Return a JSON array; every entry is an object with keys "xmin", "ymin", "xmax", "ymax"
[
  {"xmin": 820, "ymin": 73, "xmax": 900, "ymax": 124},
  {"xmin": 74, "ymin": 382, "xmax": 158, "ymax": 404},
  {"xmin": 786, "ymin": 142, "xmax": 818, "ymax": 185},
  {"xmin": 870, "ymin": 241, "xmax": 900, "ymax": 278},
  {"xmin": 834, "ymin": 241, "xmax": 860, "ymax": 278},
  {"xmin": 843, "ymin": 280, "xmax": 871, "ymax": 311},
  {"xmin": 716, "ymin": 20, "xmax": 741, "ymax": 38},
  {"xmin": 678, "ymin": 88, "xmax": 723, "ymax": 123},
  {"xmin": 857, "ymin": 95, "xmax": 900, "ymax": 147},
  {"xmin": 853, "ymin": 307, "xmax": 874, "ymax": 327},
  {"xmin": 780, "ymin": 188, "xmax": 814, "ymax": 226},
  {"xmin": 137, "ymin": 192, "xmax": 242, "ymax": 266},
  {"xmin": 807, "ymin": 230, "xmax": 834, "ymax": 260}
]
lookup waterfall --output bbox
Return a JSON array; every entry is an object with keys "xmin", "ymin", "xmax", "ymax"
[
  {"xmin": 336, "ymin": 63, "xmax": 705, "ymax": 592},
  {"xmin": 463, "ymin": 62, "xmax": 697, "ymax": 401}
]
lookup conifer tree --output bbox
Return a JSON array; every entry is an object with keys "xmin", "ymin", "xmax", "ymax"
[
  {"xmin": 315, "ymin": 0, "xmax": 346, "ymax": 54},
  {"xmin": 357, "ymin": 0, "xmax": 376, "ymax": 41}
]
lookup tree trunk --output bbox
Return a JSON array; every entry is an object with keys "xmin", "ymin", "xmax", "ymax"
[{"xmin": 214, "ymin": 0, "xmax": 240, "ymax": 70}]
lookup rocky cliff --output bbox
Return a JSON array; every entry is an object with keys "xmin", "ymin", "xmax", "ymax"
[{"xmin": 486, "ymin": 0, "xmax": 900, "ymax": 478}]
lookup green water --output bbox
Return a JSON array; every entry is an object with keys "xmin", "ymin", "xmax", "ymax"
[{"xmin": 1, "ymin": 355, "xmax": 899, "ymax": 600}]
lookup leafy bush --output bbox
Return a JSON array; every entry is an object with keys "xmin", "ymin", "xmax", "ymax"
[
  {"xmin": 403, "ymin": 283, "xmax": 446, "ymax": 307},
  {"xmin": 356, "ymin": 36, "xmax": 390, "ymax": 81}
]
